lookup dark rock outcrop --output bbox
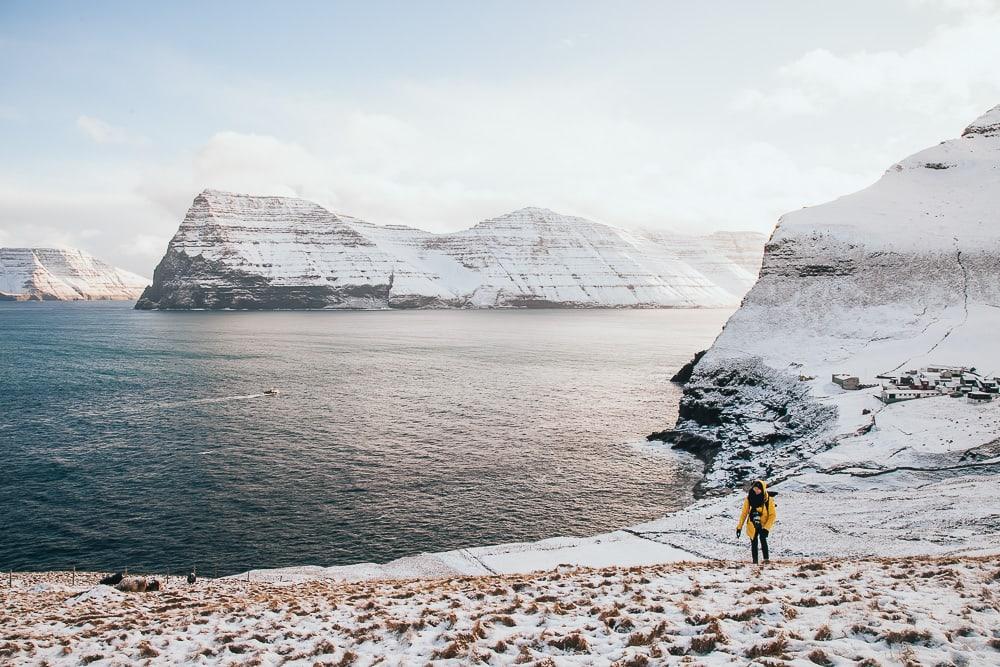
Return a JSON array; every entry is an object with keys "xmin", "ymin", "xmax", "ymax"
[{"xmin": 670, "ymin": 349, "xmax": 707, "ymax": 383}]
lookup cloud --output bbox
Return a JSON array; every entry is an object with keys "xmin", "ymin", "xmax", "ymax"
[
  {"xmin": 0, "ymin": 183, "xmax": 169, "ymax": 275},
  {"xmin": 76, "ymin": 115, "xmax": 148, "ymax": 146},
  {"xmin": 118, "ymin": 233, "xmax": 168, "ymax": 265},
  {"xmin": 734, "ymin": 7, "xmax": 1000, "ymax": 122},
  {"xmin": 12, "ymin": 7, "xmax": 996, "ymax": 277},
  {"xmin": 131, "ymin": 114, "xmax": 864, "ymax": 256},
  {"xmin": 908, "ymin": 0, "xmax": 999, "ymax": 12}
]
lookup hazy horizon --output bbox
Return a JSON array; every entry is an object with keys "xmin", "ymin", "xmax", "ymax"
[{"xmin": 3, "ymin": 0, "xmax": 1000, "ymax": 274}]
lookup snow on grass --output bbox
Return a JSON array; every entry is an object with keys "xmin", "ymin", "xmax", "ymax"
[{"xmin": 3, "ymin": 555, "xmax": 999, "ymax": 665}]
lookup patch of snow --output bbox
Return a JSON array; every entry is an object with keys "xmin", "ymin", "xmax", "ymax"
[
  {"xmin": 0, "ymin": 247, "xmax": 148, "ymax": 301},
  {"xmin": 63, "ymin": 584, "xmax": 125, "ymax": 606}
]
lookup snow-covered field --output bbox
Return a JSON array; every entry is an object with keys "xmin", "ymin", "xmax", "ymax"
[{"xmin": 5, "ymin": 555, "xmax": 999, "ymax": 666}]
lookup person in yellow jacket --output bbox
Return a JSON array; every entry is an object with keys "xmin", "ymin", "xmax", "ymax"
[{"xmin": 736, "ymin": 479, "xmax": 776, "ymax": 564}]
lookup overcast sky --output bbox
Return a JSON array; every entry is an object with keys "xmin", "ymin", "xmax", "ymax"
[{"xmin": 2, "ymin": 0, "xmax": 1000, "ymax": 275}]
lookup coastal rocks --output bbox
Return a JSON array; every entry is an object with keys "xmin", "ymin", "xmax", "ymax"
[
  {"xmin": 0, "ymin": 247, "xmax": 148, "ymax": 301},
  {"xmin": 669, "ymin": 349, "xmax": 706, "ymax": 383},
  {"xmin": 654, "ymin": 104, "xmax": 1000, "ymax": 492},
  {"xmin": 651, "ymin": 356, "xmax": 836, "ymax": 493},
  {"xmin": 137, "ymin": 190, "xmax": 766, "ymax": 310}
]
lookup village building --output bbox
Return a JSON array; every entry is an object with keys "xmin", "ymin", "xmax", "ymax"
[
  {"xmin": 832, "ymin": 373, "xmax": 860, "ymax": 390},
  {"xmin": 879, "ymin": 388, "xmax": 940, "ymax": 404},
  {"xmin": 877, "ymin": 363, "xmax": 1000, "ymax": 404}
]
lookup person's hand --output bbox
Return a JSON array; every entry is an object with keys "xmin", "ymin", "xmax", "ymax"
[
  {"xmin": 760, "ymin": 528, "xmax": 769, "ymax": 538},
  {"xmin": 736, "ymin": 529, "xmax": 741, "ymax": 538}
]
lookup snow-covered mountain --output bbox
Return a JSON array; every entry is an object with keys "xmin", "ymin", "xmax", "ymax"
[
  {"xmin": 655, "ymin": 104, "xmax": 1000, "ymax": 492},
  {"xmin": 136, "ymin": 191, "xmax": 765, "ymax": 310},
  {"xmin": 0, "ymin": 247, "xmax": 149, "ymax": 301}
]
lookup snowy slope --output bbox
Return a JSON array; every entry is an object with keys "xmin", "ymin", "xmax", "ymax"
[
  {"xmin": 626, "ymin": 229, "xmax": 764, "ymax": 306},
  {"xmin": 0, "ymin": 247, "xmax": 148, "ymax": 301},
  {"xmin": 8, "ymin": 554, "xmax": 999, "ymax": 666},
  {"xmin": 428, "ymin": 207, "xmax": 738, "ymax": 308},
  {"xmin": 657, "ymin": 104, "xmax": 1000, "ymax": 491},
  {"xmin": 136, "ymin": 191, "xmax": 765, "ymax": 309}
]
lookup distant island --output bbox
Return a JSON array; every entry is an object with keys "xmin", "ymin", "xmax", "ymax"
[
  {"xmin": 0, "ymin": 247, "xmax": 148, "ymax": 301},
  {"xmin": 136, "ymin": 191, "xmax": 765, "ymax": 310}
]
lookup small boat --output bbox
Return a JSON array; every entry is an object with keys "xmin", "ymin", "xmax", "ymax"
[{"xmin": 263, "ymin": 388, "xmax": 280, "ymax": 396}]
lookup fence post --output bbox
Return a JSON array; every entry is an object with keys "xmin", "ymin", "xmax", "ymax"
[{"xmin": 72, "ymin": 566, "xmax": 76, "ymax": 586}]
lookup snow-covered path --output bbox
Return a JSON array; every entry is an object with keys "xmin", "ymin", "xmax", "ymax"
[
  {"xmin": 240, "ymin": 469, "xmax": 1000, "ymax": 584},
  {"xmin": 4, "ymin": 555, "xmax": 999, "ymax": 665}
]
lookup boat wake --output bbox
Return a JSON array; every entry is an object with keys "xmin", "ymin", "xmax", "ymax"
[{"xmin": 154, "ymin": 393, "xmax": 267, "ymax": 410}]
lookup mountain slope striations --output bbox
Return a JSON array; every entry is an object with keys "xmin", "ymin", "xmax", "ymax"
[
  {"xmin": 0, "ymin": 248, "xmax": 148, "ymax": 301},
  {"xmin": 137, "ymin": 193, "xmax": 765, "ymax": 310}
]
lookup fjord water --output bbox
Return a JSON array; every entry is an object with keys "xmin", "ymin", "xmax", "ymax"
[{"xmin": 1, "ymin": 302, "xmax": 730, "ymax": 576}]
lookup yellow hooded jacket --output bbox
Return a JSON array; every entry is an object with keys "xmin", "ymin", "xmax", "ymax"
[{"xmin": 737, "ymin": 479, "xmax": 776, "ymax": 540}]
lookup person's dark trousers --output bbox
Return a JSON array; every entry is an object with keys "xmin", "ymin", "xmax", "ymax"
[{"xmin": 751, "ymin": 529, "xmax": 769, "ymax": 564}]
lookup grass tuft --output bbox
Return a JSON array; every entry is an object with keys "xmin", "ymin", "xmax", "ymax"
[
  {"xmin": 807, "ymin": 648, "xmax": 833, "ymax": 666},
  {"xmin": 548, "ymin": 632, "xmax": 590, "ymax": 653},
  {"xmin": 880, "ymin": 628, "xmax": 932, "ymax": 645},
  {"xmin": 746, "ymin": 634, "xmax": 788, "ymax": 659}
]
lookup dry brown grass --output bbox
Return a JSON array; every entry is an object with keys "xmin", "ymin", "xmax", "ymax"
[
  {"xmin": 807, "ymin": 648, "xmax": 833, "ymax": 665},
  {"xmin": 548, "ymin": 632, "xmax": 590, "ymax": 653},
  {"xmin": 725, "ymin": 607, "xmax": 756, "ymax": 622},
  {"xmin": 626, "ymin": 621, "xmax": 669, "ymax": 647},
  {"xmin": 745, "ymin": 634, "xmax": 788, "ymax": 659},
  {"xmin": 880, "ymin": 628, "xmax": 932, "ymax": 645},
  {"xmin": 689, "ymin": 633, "xmax": 718, "ymax": 654},
  {"xmin": 333, "ymin": 649, "xmax": 357, "ymax": 666},
  {"xmin": 137, "ymin": 640, "xmax": 159, "ymax": 658},
  {"xmin": 432, "ymin": 640, "xmax": 469, "ymax": 660},
  {"xmin": 743, "ymin": 583, "xmax": 772, "ymax": 594}
]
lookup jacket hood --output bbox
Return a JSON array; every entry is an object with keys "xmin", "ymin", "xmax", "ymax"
[{"xmin": 750, "ymin": 479, "xmax": 768, "ymax": 495}]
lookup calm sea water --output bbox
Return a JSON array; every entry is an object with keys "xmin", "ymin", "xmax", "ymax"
[{"xmin": 0, "ymin": 302, "xmax": 730, "ymax": 576}]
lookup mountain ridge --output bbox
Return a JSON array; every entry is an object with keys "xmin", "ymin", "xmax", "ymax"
[
  {"xmin": 136, "ymin": 191, "xmax": 766, "ymax": 310},
  {"xmin": 0, "ymin": 247, "xmax": 149, "ymax": 302}
]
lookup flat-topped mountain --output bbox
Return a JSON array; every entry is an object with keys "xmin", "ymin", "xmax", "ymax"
[
  {"xmin": 0, "ymin": 247, "xmax": 148, "ymax": 301},
  {"xmin": 135, "ymin": 192, "xmax": 765, "ymax": 310}
]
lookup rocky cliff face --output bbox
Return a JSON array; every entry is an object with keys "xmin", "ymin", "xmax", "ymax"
[
  {"xmin": 656, "ymin": 105, "xmax": 1000, "ymax": 493},
  {"xmin": 0, "ymin": 248, "xmax": 148, "ymax": 301},
  {"xmin": 137, "ymin": 192, "xmax": 766, "ymax": 310}
]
